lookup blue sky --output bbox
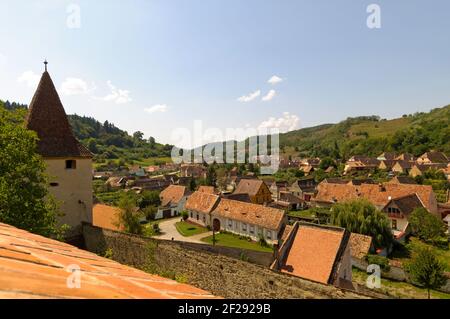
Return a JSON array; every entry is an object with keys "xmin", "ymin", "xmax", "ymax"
[{"xmin": 1, "ymin": 0, "xmax": 450, "ymax": 148}]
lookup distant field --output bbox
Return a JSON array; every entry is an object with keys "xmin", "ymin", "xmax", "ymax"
[
  {"xmin": 93, "ymin": 157, "xmax": 173, "ymax": 169},
  {"xmin": 349, "ymin": 117, "xmax": 412, "ymax": 139}
]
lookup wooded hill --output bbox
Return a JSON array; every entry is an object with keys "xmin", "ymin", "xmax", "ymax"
[
  {"xmin": 0, "ymin": 100, "xmax": 173, "ymax": 162},
  {"xmin": 279, "ymin": 105, "xmax": 450, "ymax": 159}
]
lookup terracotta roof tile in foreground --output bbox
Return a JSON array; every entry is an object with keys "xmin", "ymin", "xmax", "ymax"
[{"xmin": 0, "ymin": 223, "xmax": 217, "ymax": 299}]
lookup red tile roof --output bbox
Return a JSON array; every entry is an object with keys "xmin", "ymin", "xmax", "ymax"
[
  {"xmin": 92, "ymin": 204, "xmax": 123, "ymax": 232},
  {"xmin": 212, "ymin": 199, "xmax": 285, "ymax": 231},
  {"xmin": 0, "ymin": 223, "xmax": 217, "ymax": 299},
  {"xmin": 198, "ymin": 186, "xmax": 215, "ymax": 194},
  {"xmin": 234, "ymin": 179, "xmax": 266, "ymax": 197},
  {"xmin": 160, "ymin": 185, "xmax": 188, "ymax": 207},
  {"xmin": 313, "ymin": 182, "xmax": 436, "ymax": 212},
  {"xmin": 280, "ymin": 224, "xmax": 349, "ymax": 285},
  {"xmin": 349, "ymin": 233, "xmax": 373, "ymax": 259},
  {"xmin": 25, "ymin": 71, "xmax": 91, "ymax": 158},
  {"xmin": 185, "ymin": 191, "xmax": 220, "ymax": 214}
]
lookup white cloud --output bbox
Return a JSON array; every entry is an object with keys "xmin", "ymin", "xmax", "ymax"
[
  {"xmin": 262, "ymin": 89, "xmax": 276, "ymax": 102},
  {"xmin": 60, "ymin": 77, "xmax": 94, "ymax": 96},
  {"xmin": 257, "ymin": 112, "xmax": 300, "ymax": 133},
  {"xmin": 145, "ymin": 104, "xmax": 168, "ymax": 114},
  {"xmin": 237, "ymin": 90, "xmax": 261, "ymax": 102},
  {"xmin": 99, "ymin": 80, "xmax": 132, "ymax": 104},
  {"xmin": 268, "ymin": 75, "xmax": 283, "ymax": 85},
  {"xmin": 17, "ymin": 71, "xmax": 40, "ymax": 88}
]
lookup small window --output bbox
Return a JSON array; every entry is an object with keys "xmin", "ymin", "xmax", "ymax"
[
  {"xmin": 392, "ymin": 219, "xmax": 398, "ymax": 230},
  {"xmin": 203, "ymin": 215, "xmax": 206, "ymax": 223},
  {"xmin": 242, "ymin": 223, "xmax": 247, "ymax": 232},
  {"xmin": 250, "ymin": 225, "xmax": 254, "ymax": 234},
  {"xmin": 190, "ymin": 212, "xmax": 193, "ymax": 218},
  {"xmin": 49, "ymin": 182, "xmax": 59, "ymax": 187},
  {"xmin": 196, "ymin": 214, "xmax": 199, "ymax": 220},
  {"xmin": 66, "ymin": 160, "xmax": 76, "ymax": 169},
  {"xmin": 228, "ymin": 220, "xmax": 232, "ymax": 227},
  {"xmin": 267, "ymin": 230, "xmax": 272, "ymax": 239}
]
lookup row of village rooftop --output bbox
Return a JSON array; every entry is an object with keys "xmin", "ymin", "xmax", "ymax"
[{"xmin": 96, "ymin": 150, "xmax": 450, "ymax": 245}]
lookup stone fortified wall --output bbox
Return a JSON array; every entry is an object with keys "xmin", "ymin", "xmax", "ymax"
[{"xmin": 82, "ymin": 223, "xmax": 380, "ymax": 299}]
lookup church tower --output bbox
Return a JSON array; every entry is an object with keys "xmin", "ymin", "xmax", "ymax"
[{"xmin": 26, "ymin": 61, "xmax": 93, "ymax": 239}]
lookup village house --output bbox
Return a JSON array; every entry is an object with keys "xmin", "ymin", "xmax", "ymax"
[
  {"xmin": 186, "ymin": 192, "xmax": 286, "ymax": 244},
  {"xmin": 25, "ymin": 65, "xmax": 92, "ymax": 240},
  {"xmin": 144, "ymin": 165, "xmax": 160, "ymax": 174},
  {"xmin": 180, "ymin": 164, "xmax": 208, "ymax": 179},
  {"xmin": 157, "ymin": 185, "xmax": 190, "ymax": 219},
  {"xmin": 344, "ymin": 156, "xmax": 379, "ymax": 174},
  {"xmin": 409, "ymin": 163, "xmax": 447, "ymax": 178},
  {"xmin": 416, "ymin": 151, "xmax": 449, "ymax": 165},
  {"xmin": 105, "ymin": 176, "xmax": 127, "ymax": 189},
  {"xmin": 377, "ymin": 152, "xmax": 398, "ymax": 161},
  {"xmin": 211, "ymin": 198, "xmax": 287, "ymax": 244},
  {"xmin": 381, "ymin": 194, "xmax": 426, "ymax": 242},
  {"xmin": 387, "ymin": 176, "xmax": 417, "ymax": 185},
  {"xmin": 392, "ymin": 160, "xmax": 414, "ymax": 175},
  {"xmin": 185, "ymin": 191, "xmax": 221, "ymax": 227},
  {"xmin": 268, "ymin": 180, "xmax": 289, "ymax": 201},
  {"xmin": 234, "ymin": 179, "xmax": 272, "ymax": 205},
  {"xmin": 395, "ymin": 153, "xmax": 416, "ymax": 162},
  {"xmin": 271, "ymin": 222, "xmax": 352, "ymax": 289},
  {"xmin": 131, "ymin": 178, "xmax": 170, "ymax": 191},
  {"xmin": 128, "ymin": 165, "xmax": 146, "ymax": 177},
  {"xmin": 312, "ymin": 182, "xmax": 439, "ymax": 215},
  {"xmin": 273, "ymin": 191, "xmax": 304, "ymax": 211},
  {"xmin": 289, "ymin": 177, "xmax": 316, "ymax": 202},
  {"xmin": 378, "ymin": 159, "xmax": 396, "ymax": 171}
]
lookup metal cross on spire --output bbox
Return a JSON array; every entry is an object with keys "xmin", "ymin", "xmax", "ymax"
[{"xmin": 44, "ymin": 59, "xmax": 48, "ymax": 72}]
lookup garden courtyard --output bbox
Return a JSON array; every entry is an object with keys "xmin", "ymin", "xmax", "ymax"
[{"xmin": 151, "ymin": 218, "xmax": 273, "ymax": 252}]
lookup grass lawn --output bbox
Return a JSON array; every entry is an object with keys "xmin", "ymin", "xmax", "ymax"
[
  {"xmin": 175, "ymin": 221, "xmax": 209, "ymax": 237},
  {"xmin": 201, "ymin": 232, "xmax": 273, "ymax": 253},
  {"xmin": 352, "ymin": 268, "xmax": 450, "ymax": 299},
  {"xmin": 391, "ymin": 237, "xmax": 450, "ymax": 272},
  {"xmin": 288, "ymin": 209, "xmax": 317, "ymax": 219}
]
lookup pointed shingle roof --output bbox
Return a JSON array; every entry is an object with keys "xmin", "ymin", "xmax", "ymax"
[{"xmin": 26, "ymin": 71, "xmax": 92, "ymax": 158}]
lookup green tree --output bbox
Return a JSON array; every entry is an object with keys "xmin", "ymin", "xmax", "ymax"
[
  {"xmin": 409, "ymin": 208, "xmax": 446, "ymax": 244},
  {"xmin": 142, "ymin": 205, "xmax": 157, "ymax": 221},
  {"xmin": 116, "ymin": 192, "xmax": 143, "ymax": 235},
  {"xmin": 331, "ymin": 199, "xmax": 393, "ymax": 248},
  {"xmin": 206, "ymin": 165, "xmax": 216, "ymax": 186},
  {"xmin": 406, "ymin": 247, "xmax": 447, "ymax": 299},
  {"xmin": 138, "ymin": 190, "xmax": 161, "ymax": 209},
  {"xmin": 319, "ymin": 157, "xmax": 336, "ymax": 170},
  {"xmin": 0, "ymin": 107, "xmax": 64, "ymax": 238}
]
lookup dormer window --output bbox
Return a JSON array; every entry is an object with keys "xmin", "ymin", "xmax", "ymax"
[{"xmin": 66, "ymin": 160, "xmax": 76, "ymax": 169}]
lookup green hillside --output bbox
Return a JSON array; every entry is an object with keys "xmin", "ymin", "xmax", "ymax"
[
  {"xmin": 279, "ymin": 105, "xmax": 450, "ymax": 159},
  {"xmin": 2, "ymin": 98, "xmax": 449, "ymax": 162},
  {"xmin": 0, "ymin": 100, "xmax": 173, "ymax": 163}
]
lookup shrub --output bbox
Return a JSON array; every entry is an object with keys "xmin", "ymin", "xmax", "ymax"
[
  {"xmin": 181, "ymin": 210, "xmax": 189, "ymax": 221},
  {"xmin": 409, "ymin": 208, "xmax": 446, "ymax": 244},
  {"xmin": 152, "ymin": 223, "xmax": 160, "ymax": 235},
  {"xmin": 366, "ymin": 254, "xmax": 391, "ymax": 272}
]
